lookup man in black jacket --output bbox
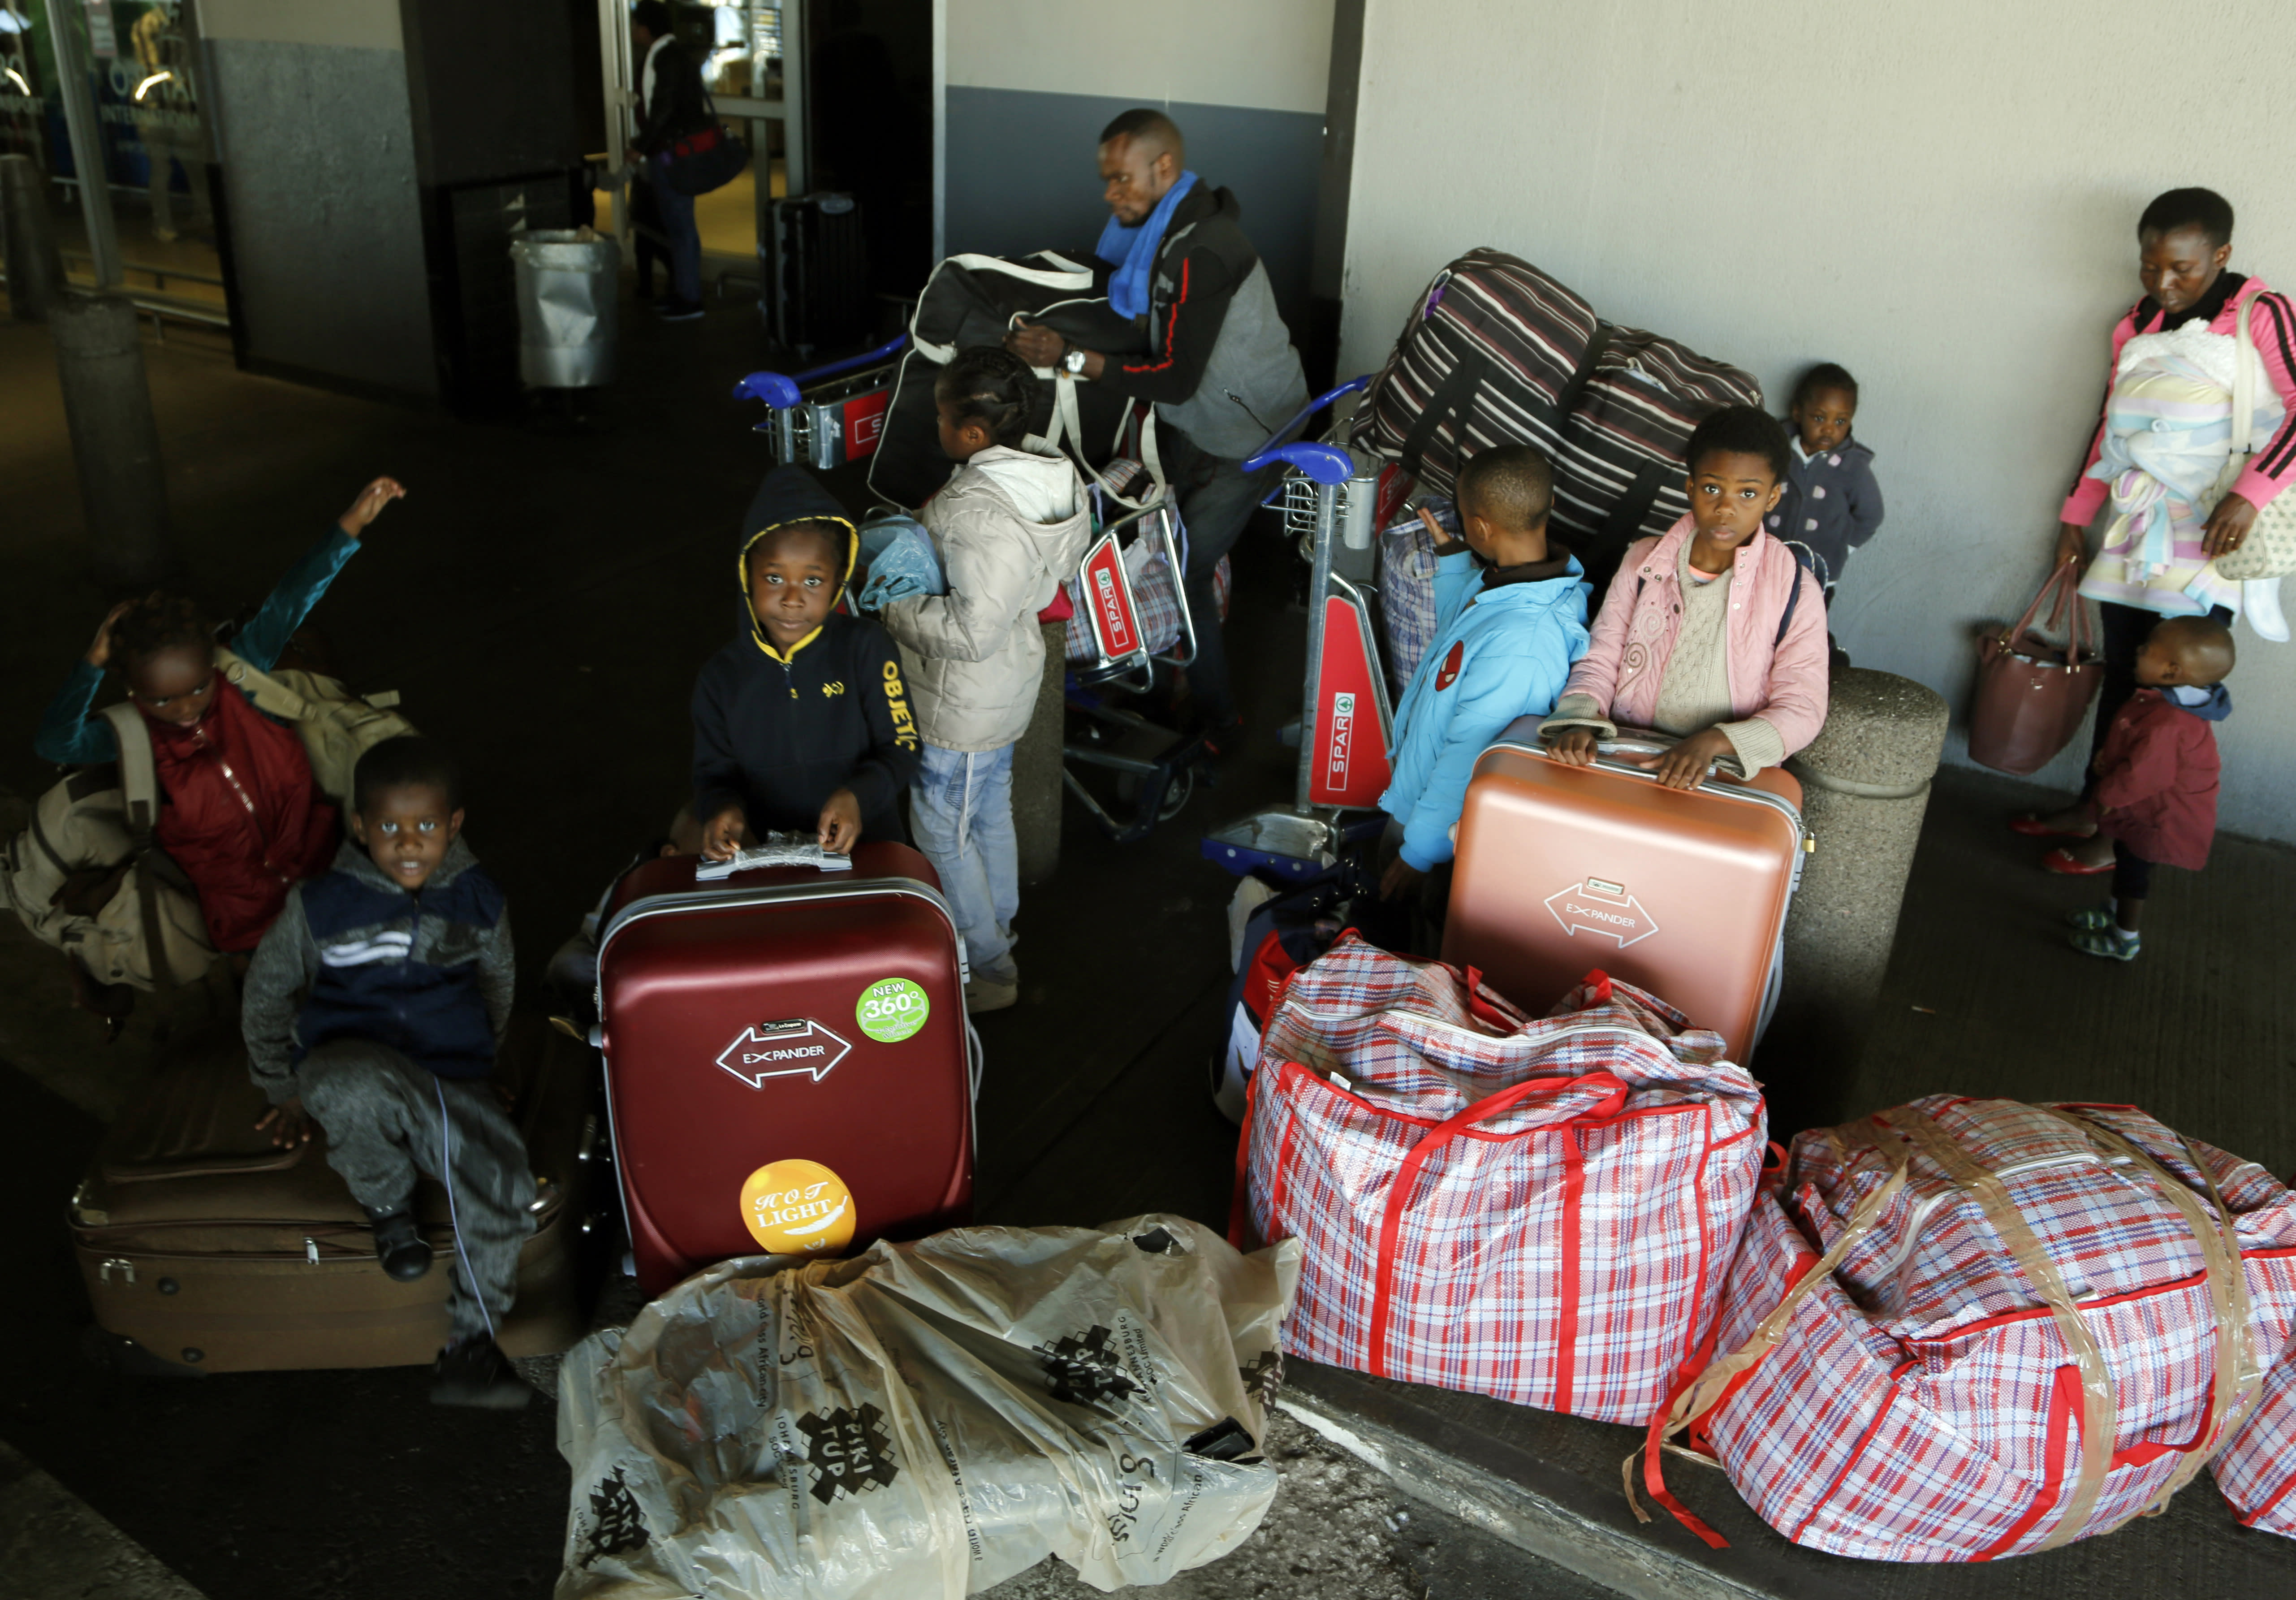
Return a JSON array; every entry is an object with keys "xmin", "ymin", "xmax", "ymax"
[
  {"xmin": 627, "ymin": 1, "xmax": 710, "ymax": 321},
  {"xmin": 1005, "ymin": 110, "xmax": 1308, "ymax": 746}
]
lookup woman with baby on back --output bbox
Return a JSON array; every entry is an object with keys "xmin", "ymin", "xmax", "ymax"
[{"xmin": 2019, "ymin": 187, "xmax": 2296, "ymax": 871}]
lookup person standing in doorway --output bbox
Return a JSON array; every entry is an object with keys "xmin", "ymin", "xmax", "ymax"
[
  {"xmin": 627, "ymin": 1, "xmax": 708, "ymax": 323},
  {"xmin": 1003, "ymin": 109, "xmax": 1308, "ymax": 753},
  {"xmin": 2017, "ymin": 188, "xmax": 2296, "ymax": 870},
  {"xmin": 130, "ymin": 1, "xmax": 209, "ymax": 244}
]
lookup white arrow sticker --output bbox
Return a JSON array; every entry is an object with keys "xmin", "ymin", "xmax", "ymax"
[
  {"xmin": 1543, "ymin": 879, "xmax": 1660, "ymax": 948},
  {"xmin": 715, "ymin": 1019, "xmax": 854, "ymax": 1089}
]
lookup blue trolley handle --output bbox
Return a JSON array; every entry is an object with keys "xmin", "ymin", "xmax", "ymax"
[
  {"xmin": 1241, "ymin": 374, "xmax": 1373, "ymax": 489},
  {"xmin": 732, "ymin": 332, "xmax": 912, "ymax": 414}
]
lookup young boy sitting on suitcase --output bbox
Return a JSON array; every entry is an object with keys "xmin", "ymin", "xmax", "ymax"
[
  {"xmin": 2068, "ymin": 615, "xmax": 2235, "ymax": 962},
  {"xmin": 683, "ymin": 465, "xmax": 923, "ymax": 860},
  {"xmin": 1376, "ymin": 445, "xmax": 1592, "ymax": 921},
  {"xmin": 1544, "ymin": 406, "xmax": 1830, "ymax": 787},
  {"xmin": 242, "ymin": 735, "xmax": 532, "ymax": 1410}
]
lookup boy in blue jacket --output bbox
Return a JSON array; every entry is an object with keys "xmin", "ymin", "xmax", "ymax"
[
  {"xmin": 1377, "ymin": 445, "xmax": 1591, "ymax": 912},
  {"xmin": 242, "ymin": 736, "xmax": 532, "ymax": 1410}
]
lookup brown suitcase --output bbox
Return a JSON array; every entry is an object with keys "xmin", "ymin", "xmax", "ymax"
[
  {"xmin": 69, "ymin": 1017, "xmax": 593, "ymax": 1373},
  {"xmin": 1442, "ymin": 718, "xmax": 1807, "ymax": 1059}
]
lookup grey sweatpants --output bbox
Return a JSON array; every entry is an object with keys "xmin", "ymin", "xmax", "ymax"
[{"xmin": 298, "ymin": 1039, "xmax": 536, "ymax": 1342}]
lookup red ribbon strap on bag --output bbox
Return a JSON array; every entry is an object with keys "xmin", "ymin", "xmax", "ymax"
[{"xmin": 1365, "ymin": 1069, "xmax": 1629, "ymax": 1380}]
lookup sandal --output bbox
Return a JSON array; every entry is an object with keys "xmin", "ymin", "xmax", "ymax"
[
  {"xmin": 2041, "ymin": 847, "xmax": 2115, "ymax": 876},
  {"xmin": 2010, "ymin": 813, "xmax": 2096, "ymax": 839},
  {"xmin": 2065, "ymin": 907, "xmax": 2118, "ymax": 931},
  {"xmin": 2068, "ymin": 927, "xmax": 2140, "ymax": 961}
]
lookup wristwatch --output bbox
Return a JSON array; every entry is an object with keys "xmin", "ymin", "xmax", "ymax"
[{"xmin": 1062, "ymin": 347, "xmax": 1088, "ymax": 376}]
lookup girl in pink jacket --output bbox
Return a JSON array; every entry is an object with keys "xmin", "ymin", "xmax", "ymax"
[{"xmin": 1541, "ymin": 407, "xmax": 1830, "ymax": 788}]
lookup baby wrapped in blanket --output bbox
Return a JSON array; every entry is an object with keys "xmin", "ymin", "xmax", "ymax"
[{"xmin": 2084, "ymin": 319, "xmax": 2287, "ymax": 636}]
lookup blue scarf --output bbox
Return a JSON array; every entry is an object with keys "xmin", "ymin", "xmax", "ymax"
[{"xmin": 1096, "ymin": 171, "xmax": 1198, "ymax": 321}]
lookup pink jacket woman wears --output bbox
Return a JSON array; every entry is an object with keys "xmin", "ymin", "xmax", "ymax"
[{"xmin": 1558, "ymin": 515, "xmax": 1831, "ymax": 760}]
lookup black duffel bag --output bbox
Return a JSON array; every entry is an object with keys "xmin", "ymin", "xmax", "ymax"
[{"xmin": 869, "ymin": 251, "xmax": 1150, "ymax": 509}]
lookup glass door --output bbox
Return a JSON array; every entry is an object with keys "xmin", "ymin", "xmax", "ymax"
[
  {"xmin": 593, "ymin": 0, "xmax": 804, "ymax": 300},
  {"xmin": 1, "ymin": 0, "xmax": 228, "ymax": 329}
]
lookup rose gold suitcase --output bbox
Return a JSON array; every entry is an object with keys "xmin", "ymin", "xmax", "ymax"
[{"xmin": 1441, "ymin": 718, "xmax": 1807, "ymax": 1059}]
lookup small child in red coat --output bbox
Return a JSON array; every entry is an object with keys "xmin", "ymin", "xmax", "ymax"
[{"xmin": 2069, "ymin": 616, "xmax": 2235, "ymax": 961}]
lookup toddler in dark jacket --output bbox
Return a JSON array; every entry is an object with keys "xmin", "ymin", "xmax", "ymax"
[
  {"xmin": 2068, "ymin": 616, "xmax": 2234, "ymax": 962},
  {"xmin": 1767, "ymin": 363, "xmax": 1884, "ymax": 599},
  {"xmin": 686, "ymin": 467, "xmax": 922, "ymax": 860},
  {"xmin": 242, "ymin": 736, "xmax": 532, "ymax": 1408}
]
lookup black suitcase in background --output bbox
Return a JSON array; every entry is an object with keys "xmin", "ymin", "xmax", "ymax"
[{"xmin": 763, "ymin": 193, "xmax": 872, "ymax": 356}]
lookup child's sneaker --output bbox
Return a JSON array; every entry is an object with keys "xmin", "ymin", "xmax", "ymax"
[
  {"xmin": 431, "ymin": 1335, "xmax": 531, "ymax": 1409},
  {"xmin": 964, "ymin": 970, "xmax": 1019, "ymax": 1014},
  {"xmin": 365, "ymin": 1205, "xmax": 432, "ymax": 1282},
  {"xmin": 2065, "ymin": 906, "xmax": 2118, "ymax": 931},
  {"xmin": 2068, "ymin": 925, "xmax": 2141, "ymax": 961}
]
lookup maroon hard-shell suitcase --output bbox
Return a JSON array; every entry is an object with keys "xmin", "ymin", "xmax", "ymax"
[
  {"xmin": 596, "ymin": 843, "xmax": 975, "ymax": 1295},
  {"xmin": 1441, "ymin": 719, "xmax": 1807, "ymax": 1061}
]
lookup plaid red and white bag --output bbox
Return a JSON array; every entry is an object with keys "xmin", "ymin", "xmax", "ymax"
[
  {"xmin": 1234, "ymin": 934, "xmax": 1765, "ymax": 1426},
  {"xmin": 1063, "ymin": 519, "xmax": 1228, "ymax": 663},
  {"xmin": 2211, "ymin": 1220, "xmax": 2296, "ymax": 1536},
  {"xmin": 1636, "ymin": 1097, "xmax": 2296, "ymax": 1561},
  {"xmin": 2214, "ymin": 1341, "xmax": 2296, "ymax": 1535}
]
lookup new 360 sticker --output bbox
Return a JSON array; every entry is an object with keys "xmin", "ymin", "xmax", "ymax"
[{"xmin": 856, "ymin": 977, "xmax": 929, "ymax": 1043}]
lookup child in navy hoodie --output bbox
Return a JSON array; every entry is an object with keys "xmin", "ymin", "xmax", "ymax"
[
  {"xmin": 242, "ymin": 736, "xmax": 531, "ymax": 1408},
  {"xmin": 684, "ymin": 466, "xmax": 922, "ymax": 860},
  {"xmin": 2067, "ymin": 616, "xmax": 2235, "ymax": 962}
]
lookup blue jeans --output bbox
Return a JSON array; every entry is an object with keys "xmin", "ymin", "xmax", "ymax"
[
  {"xmin": 648, "ymin": 161, "xmax": 702, "ymax": 305},
  {"xmin": 911, "ymin": 742, "xmax": 1018, "ymax": 982}
]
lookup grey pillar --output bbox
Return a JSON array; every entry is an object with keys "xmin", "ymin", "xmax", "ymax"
[
  {"xmin": 49, "ymin": 296, "xmax": 172, "ymax": 585},
  {"xmin": 2, "ymin": 156, "xmax": 66, "ymax": 320},
  {"xmin": 1013, "ymin": 622, "xmax": 1067, "ymax": 884},
  {"xmin": 1766, "ymin": 667, "xmax": 1950, "ymax": 1126}
]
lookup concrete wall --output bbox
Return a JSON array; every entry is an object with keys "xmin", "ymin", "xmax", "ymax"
[
  {"xmin": 1338, "ymin": 0, "xmax": 2296, "ymax": 841},
  {"xmin": 939, "ymin": 0, "xmax": 1333, "ymax": 333},
  {"xmin": 196, "ymin": 0, "xmax": 434, "ymax": 398}
]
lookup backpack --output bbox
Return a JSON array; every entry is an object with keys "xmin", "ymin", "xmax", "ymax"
[
  {"xmin": 2, "ymin": 706, "xmax": 216, "ymax": 991},
  {"xmin": 212, "ymin": 649, "xmax": 416, "ymax": 806},
  {"xmin": 0, "ymin": 655, "xmax": 413, "ymax": 991}
]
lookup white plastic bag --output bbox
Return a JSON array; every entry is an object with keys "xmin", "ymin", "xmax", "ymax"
[{"xmin": 557, "ymin": 1216, "xmax": 1300, "ymax": 1598}]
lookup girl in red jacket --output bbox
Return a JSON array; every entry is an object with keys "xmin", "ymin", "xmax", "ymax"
[{"xmin": 2069, "ymin": 616, "xmax": 2235, "ymax": 960}]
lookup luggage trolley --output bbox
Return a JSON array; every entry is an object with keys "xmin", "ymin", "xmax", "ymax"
[
  {"xmin": 733, "ymin": 342, "xmax": 1217, "ymax": 845},
  {"xmin": 1201, "ymin": 376, "xmax": 1397, "ymax": 882},
  {"xmin": 733, "ymin": 333, "xmax": 908, "ymax": 471},
  {"xmin": 1057, "ymin": 463, "xmax": 1231, "ymax": 843}
]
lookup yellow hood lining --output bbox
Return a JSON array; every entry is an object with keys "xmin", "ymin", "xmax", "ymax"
[{"xmin": 738, "ymin": 514, "xmax": 859, "ymax": 662}]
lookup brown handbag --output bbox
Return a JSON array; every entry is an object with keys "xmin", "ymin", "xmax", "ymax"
[{"xmin": 1967, "ymin": 565, "xmax": 2100, "ymax": 775}]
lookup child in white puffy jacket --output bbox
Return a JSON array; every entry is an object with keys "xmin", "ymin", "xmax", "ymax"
[{"xmin": 877, "ymin": 348, "xmax": 1092, "ymax": 1013}]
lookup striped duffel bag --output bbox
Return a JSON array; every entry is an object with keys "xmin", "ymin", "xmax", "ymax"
[
  {"xmin": 1634, "ymin": 1096, "xmax": 2296, "ymax": 1560},
  {"xmin": 1344, "ymin": 248, "xmax": 1761, "ymax": 585},
  {"xmin": 1233, "ymin": 934, "xmax": 1766, "ymax": 1426}
]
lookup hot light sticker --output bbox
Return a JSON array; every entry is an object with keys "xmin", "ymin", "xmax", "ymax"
[{"xmin": 740, "ymin": 1159, "xmax": 856, "ymax": 1255}]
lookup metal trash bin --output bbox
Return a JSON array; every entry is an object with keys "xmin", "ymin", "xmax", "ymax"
[{"xmin": 511, "ymin": 229, "xmax": 620, "ymax": 388}]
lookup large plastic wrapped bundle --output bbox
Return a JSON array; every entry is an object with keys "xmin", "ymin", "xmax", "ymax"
[{"xmin": 557, "ymin": 1216, "xmax": 1298, "ymax": 1598}]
